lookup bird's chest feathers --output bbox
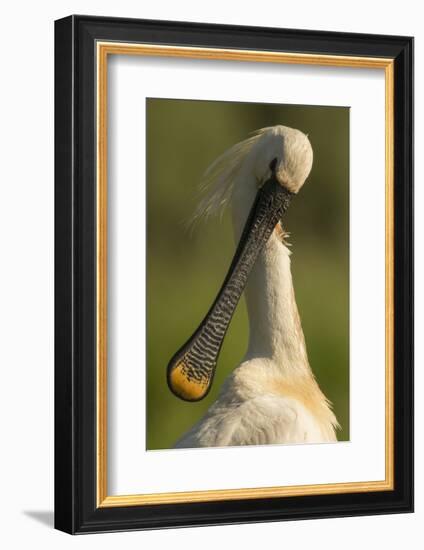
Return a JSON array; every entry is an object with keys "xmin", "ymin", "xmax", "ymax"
[{"xmin": 223, "ymin": 364, "xmax": 337, "ymax": 440}]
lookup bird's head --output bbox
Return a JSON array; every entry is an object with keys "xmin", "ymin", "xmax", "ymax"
[
  {"xmin": 249, "ymin": 126, "xmax": 313, "ymax": 194},
  {"xmin": 190, "ymin": 126, "xmax": 313, "ymax": 225},
  {"xmin": 167, "ymin": 126, "xmax": 313, "ymax": 402}
]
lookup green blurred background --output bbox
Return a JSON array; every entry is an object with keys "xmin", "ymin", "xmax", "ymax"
[{"xmin": 146, "ymin": 98, "xmax": 349, "ymax": 449}]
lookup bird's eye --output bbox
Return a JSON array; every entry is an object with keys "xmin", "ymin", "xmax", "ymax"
[{"xmin": 269, "ymin": 158, "xmax": 278, "ymax": 172}]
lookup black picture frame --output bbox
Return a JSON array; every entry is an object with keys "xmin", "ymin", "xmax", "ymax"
[{"xmin": 55, "ymin": 15, "xmax": 413, "ymax": 534}]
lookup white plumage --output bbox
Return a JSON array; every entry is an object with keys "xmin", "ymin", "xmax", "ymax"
[{"xmin": 175, "ymin": 126, "xmax": 339, "ymax": 448}]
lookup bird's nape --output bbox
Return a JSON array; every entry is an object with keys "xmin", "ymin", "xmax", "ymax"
[{"xmin": 166, "ymin": 171, "xmax": 294, "ymax": 401}]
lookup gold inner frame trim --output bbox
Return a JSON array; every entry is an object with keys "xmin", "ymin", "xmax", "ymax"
[{"xmin": 96, "ymin": 41, "xmax": 395, "ymax": 508}]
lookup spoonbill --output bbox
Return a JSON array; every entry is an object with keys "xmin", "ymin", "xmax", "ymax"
[{"xmin": 167, "ymin": 125, "xmax": 339, "ymax": 447}]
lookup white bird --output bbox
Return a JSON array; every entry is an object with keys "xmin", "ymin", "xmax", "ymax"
[{"xmin": 167, "ymin": 125, "xmax": 339, "ymax": 448}]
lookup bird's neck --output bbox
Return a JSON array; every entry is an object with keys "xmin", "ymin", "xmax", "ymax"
[{"xmin": 232, "ymin": 177, "xmax": 312, "ymax": 379}]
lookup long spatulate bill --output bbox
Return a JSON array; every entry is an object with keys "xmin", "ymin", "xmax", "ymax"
[{"xmin": 167, "ymin": 175, "xmax": 293, "ymax": 401}]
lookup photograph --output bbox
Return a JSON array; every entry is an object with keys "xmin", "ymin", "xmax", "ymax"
[
  {"xmin": 146, "ymin": 98, "xmax": 350, "ymax": 450},
  {"xmin": 52, "ymin": 15, "xmax": 413, "ymax": 534},
  {"xmin": 0, "ymin": 0, "xmax": 419, "ymax": 546}
]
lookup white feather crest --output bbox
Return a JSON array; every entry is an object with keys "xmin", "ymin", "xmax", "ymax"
[{"xmin": 190, "ymin": 129, "xmax": 266, "ymax": 226}]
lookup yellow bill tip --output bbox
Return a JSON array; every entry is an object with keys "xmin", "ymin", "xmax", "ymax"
[{"xmin": 168, "ymin": 361, "xmax": 209, "ymax": 401}]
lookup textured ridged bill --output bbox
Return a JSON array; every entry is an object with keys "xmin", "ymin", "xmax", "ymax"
[{"xmin": 167, "ymin": 176, "xmax": 293, "ymax": 401}]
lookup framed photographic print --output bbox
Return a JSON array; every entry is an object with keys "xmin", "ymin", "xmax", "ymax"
[{"xmin": 54, "ymin": 15, "xmax": 413, "ymax": 534}]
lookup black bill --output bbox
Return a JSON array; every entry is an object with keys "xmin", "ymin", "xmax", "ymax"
[{"xmin": 167, "ymin": 174, "xmax": 293, "ymax": 401}]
